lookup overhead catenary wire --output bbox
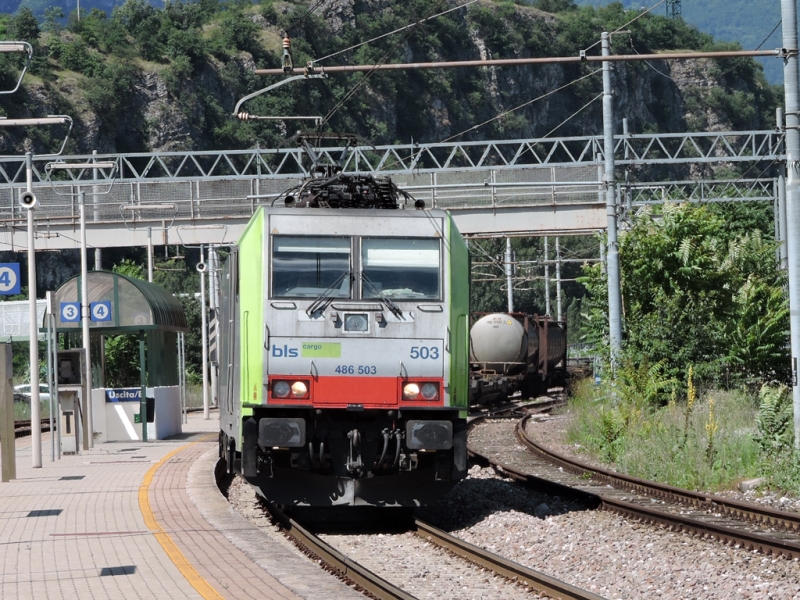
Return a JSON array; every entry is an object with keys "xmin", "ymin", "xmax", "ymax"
[
  {"xmin": 321, "ymin": 0, "xmax": 451, "ymax": 126},
  {"xmin": 757, "ymin": 21, "xmax": 783, "ymax": 50},
  {"xmin": 483, "ymin": 90, "xmax": 603, "ymax": 180},
  {"xmin": 582, "ymin": 0, "xmax": 668, "ymax": 54},
  {"xmin": 377, "ymin": 70, "xmax": 602, "ymax": 174},
  {"xmin": 313, "ymin": 0, "xmax": 479, "ymax": 65},
  {"xmin": 439, "ymin": 69, "xmax": 602, "ymax": 144},
  {"xmin": 284, "ymin": 0, "xmax": 327, "ymax": 34},
  {"xmin": 627, "ymin": 18, "xmax": 784, "ymax": 95},
  {"xmin": 628, "ymin": 36, "xmax": 674, "ymax": 81}
]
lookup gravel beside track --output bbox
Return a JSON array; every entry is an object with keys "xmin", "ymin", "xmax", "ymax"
[
  {"xmin": 318, "ymin": 531, "xmax": 548, "ymax": 599},
  {"xmin": 225, "ymin": 412, "xmax": 800, "ymax": 600},
  {"xmin": 454, "ymin": 412, "xmax": 800, "ymax": 599},
  {"xmin": 225, "ymin": 477, "xmax": 366, "ymax": 599},
  {"xmin": 423, "ymin": 464, "xmax": 800, "ymax": 600},
  {"xmin": 228, "ymin": 476, "xmax": 550, "ymax": 599}
]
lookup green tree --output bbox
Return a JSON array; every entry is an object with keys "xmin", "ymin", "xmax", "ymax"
[
  {"xmin": 580, "ymin": 203, "xmax": 789, "ymax": 388},
  {"xmin": 43, "ymin": 6, "xmax": 65, "ymax": 33}
]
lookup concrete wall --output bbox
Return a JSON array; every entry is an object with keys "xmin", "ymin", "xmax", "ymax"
[{"xmin": 94, "ymin": 386, "xmax": 182, "ymax": 442}]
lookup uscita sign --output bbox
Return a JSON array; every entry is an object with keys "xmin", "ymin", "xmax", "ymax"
[{"xmin": 105, "ymin": 388, "xmax": 142, "ymax": 402}]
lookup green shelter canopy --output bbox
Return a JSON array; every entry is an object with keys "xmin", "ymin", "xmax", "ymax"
[{"xmin": 53, "ymin": 271, "xmax": 188, "ymax": 334}]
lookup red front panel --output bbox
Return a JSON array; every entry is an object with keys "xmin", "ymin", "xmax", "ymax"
[{"xmin": 267, "ymin": 375, "xmax": 445, "ymax": 408}]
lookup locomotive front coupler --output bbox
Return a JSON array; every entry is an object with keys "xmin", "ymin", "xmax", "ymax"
[{"xmin": 346, "ymin": 429, "xmax": 363, "ymax": 475}]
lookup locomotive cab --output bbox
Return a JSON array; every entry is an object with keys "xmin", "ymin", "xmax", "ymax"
[{"xmin": 218, "ymin": 194, "xmax": 470, "ymax": 507}]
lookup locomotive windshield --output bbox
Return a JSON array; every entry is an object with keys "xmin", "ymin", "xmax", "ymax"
[
  {"xmin": 272, "ymin": 236, "xmax": 351, "ymax": 298},
  {"xmin": 361, "ymin": 238, "xmax": 440, "ymax": 300}
]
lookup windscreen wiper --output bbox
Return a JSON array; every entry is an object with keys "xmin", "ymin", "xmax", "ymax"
[
  {"xmin": 306, "ymin": 271, "xmax": 352, "ymax": 316},
  {"xmin": 360, "ymin": 273, "xmax": 403, "ymax": 320}
]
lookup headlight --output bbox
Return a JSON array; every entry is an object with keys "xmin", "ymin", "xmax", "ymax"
[
  {"xmin": 291, "ymin": 381, "xmax": 308, "ymax": 397},
  {"xmin": 403, "ymin": 383, "xmax": 420, "ymax": 399},
  {"xmin": 421, "ymin": 383, "xmax": 438, "ymax": 400},
  {"xmin": 273, "ymin": 381, "xmax": 290, "ymax": 398},
  {"xmin": 344, "ymin": 313, "xmax": 369, "ymax": 332}
]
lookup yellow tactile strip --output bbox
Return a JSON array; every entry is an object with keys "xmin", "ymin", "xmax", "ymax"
[
  {"xmin": 140, "ymin": 436, "xmax": 304, "ymax": 600},
  {"xmin": 138, "ymin": 436, "xmax": 225, "ymax": 600}
]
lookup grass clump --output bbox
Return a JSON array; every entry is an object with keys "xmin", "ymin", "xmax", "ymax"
[
  {"xmin": 753, "ymin": 385, "xmax": 800, "ymax": 492},
  {"xmin": 566, "ymin": 364, "xmax": 771, "ymax": 492}
]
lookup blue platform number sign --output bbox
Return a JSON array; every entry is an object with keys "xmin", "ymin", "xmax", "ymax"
[
  {"xmin": 60, "ymin": 302, "xmax": 80, "ymax": 323},
  {"xmin": 0, "ymin": 263, "xmax": 21, "ymax": 295},
  {"xmin": 90, "ymin": 301, "xmax": 112, "ymax": 322}
]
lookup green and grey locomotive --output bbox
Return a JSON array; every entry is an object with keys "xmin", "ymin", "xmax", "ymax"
[{"xmin": 217, "ymin": 174, "xmax": 469, "ymax": 506}]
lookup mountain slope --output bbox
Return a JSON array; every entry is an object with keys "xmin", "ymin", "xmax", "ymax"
[
  {"xmin": 575, "ymin": 0, "xmax": 785, "ymax": 84},
  {"xmin": 0, "ymin": 0, "xmax": 780, "ymax": 158}
]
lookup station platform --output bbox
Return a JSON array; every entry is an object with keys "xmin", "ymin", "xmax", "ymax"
[{"xmin": 1, "ymin": 410, "xmax": 362, "ymax": 599}]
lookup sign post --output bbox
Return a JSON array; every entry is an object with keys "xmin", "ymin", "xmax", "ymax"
[
  {"xmin": 1, "ymin": 343, "xmax": 14, "ymax": 482},
  {"xmin": 139, "ymin": 330, "xmax": 147, "ymax": 442},
  {"xmin": 0, "ymin": 269, "xmax": 22, "ymax": 471}
]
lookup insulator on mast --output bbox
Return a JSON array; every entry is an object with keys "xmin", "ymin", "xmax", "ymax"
[{"xmin": 281, "ymin": 32, "xmax": 293, "ymax": 74}]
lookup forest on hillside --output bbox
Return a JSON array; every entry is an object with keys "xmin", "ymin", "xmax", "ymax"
[
  {"xmin": 576, "ymin": 0, "xmax": 786, "ymax": 84},
  {"xmin": 0, "ymin": 0, "xmax": 780, "ymax": 154}
]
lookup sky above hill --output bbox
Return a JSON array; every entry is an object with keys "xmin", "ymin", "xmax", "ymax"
[{"xmin": 576, "ymin": 0, "xmax": 785, "ymax": 84}]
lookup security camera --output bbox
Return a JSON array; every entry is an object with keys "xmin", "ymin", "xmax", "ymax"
[
  {"xmin": 19, "ymin": 191, "xmax": 37, "ymax": 210},
  {"xmin": 196, "ymin": 262, "xmax": 207, "ymax": 273}
]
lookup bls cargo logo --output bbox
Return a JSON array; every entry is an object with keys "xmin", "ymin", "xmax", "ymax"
[
  {"xmin": 271, "ymin": 342, "xmax": 341, "ymax": 358},
  {"xmin": 271, "ymin": 344, "xmax": 299, "ymax": 357}
]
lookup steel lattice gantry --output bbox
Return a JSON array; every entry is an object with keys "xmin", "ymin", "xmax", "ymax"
[{"xmin": 0, "ymin": 129, "xmax": 784, "ymax": 246}]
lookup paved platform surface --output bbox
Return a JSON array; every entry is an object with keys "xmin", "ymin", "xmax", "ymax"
[{"xmin": 0, "ymin": 410, "xmax": 362, "ymax": 599}]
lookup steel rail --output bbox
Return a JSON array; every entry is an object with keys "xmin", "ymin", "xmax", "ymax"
[
  {"xmin": 468, "ymin": 418, "xmax": 800, "ymax": 560},
  {"xmin": 414, "ymin": 519, "xmax": 606, "ymax": 600},
  {"xmin": 514, "ymin": 415, "xmax": 800, "ymax": 532},
  {"xmin": 13, "ymin": 418, "xmax": 51, "ymax": 439},
  {"xmin": 464, "ymin": 415, "xmax": 800, "ymax": 560},
  {"xmin": 264, "ymin": 503, "xmax": 416, "ymax": 600},
  {"xmin": 256, "ymin": 50, "xmax": 780, "ymax": 75}
]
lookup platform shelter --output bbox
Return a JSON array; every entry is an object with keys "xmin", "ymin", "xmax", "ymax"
[{"xmin": 52, "ymin": 271, "xmax": 189, "ymax": 444}]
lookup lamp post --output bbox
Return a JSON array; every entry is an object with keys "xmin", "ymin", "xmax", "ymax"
[
  {"xmin": 23, "ymin": 153, "xmax": 41, "ymax": 467},
  {"xmin": 78, "ymin": 192, "xmax": 92, "ymax": 449},
  {"xmin": 198, "ymin": 248, "xmax": 209, "ymax": 420}
]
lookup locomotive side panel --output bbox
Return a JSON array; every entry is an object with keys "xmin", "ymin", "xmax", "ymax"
[
  {"xmin": 447, "ymin": 213, "xmax": 470, "ymax": 412},
  {"xmin": 238, "ymin": 210, "xmax": 266, "ymax": 410}
]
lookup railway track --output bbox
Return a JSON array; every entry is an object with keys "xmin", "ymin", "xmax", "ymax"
[
  {"xmin": 261, "ymin": 501, "xmax": 605, "ymax": 600},
  {"xmin": 12, "ymin": 419, "xmax": 51, "ymax": 439},
  {"xmin": 469, "ymin": 390, "xmax": 567, "ymax": 420},
  {"xmin": 468, "ymin": 416, "xmax": 800, "ymax": 561}
]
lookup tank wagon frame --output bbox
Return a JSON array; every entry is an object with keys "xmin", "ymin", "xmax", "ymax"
[
  {"xmin": 469, "ymin": 312, "xmax": 567, "ymax": 404},
  {"xmin": 217, "ymin": 194, "xmax": 470, "ymax": 507}
]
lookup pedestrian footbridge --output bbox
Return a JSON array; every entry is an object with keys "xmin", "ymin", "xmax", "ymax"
[{"xmin": 0, "ymin": 131, "xmax": 781, "ymax": 248}]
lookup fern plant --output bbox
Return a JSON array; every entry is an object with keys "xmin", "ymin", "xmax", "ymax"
[
  {"xmin": 754, "ymin": 384, "xmax": 793, "ymax": 452},
  {"xmin": 592, "ymin": 407, "xmax": 627, "ymax": 463}
]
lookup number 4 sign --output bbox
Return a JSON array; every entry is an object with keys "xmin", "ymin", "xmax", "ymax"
[
  {"xmin": 0, "ymin": 263, "xmax": 21, "ymax": 295},
  {"xmin": 90, "ymin": 301, "xmax": 112, "ymax": 322}
]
